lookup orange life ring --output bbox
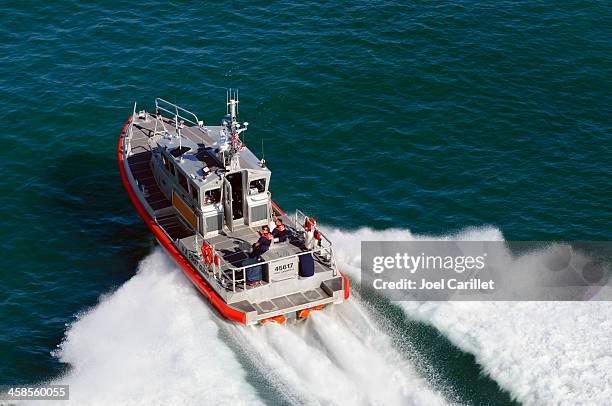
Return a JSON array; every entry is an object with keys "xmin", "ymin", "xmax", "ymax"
[
  {"xmin": 201, "ymin": 243, "xmax": 213, "ymax": 265},
  {"xmin": 214, "ymin": 255, "xmax": 220, "ymax": 267}
]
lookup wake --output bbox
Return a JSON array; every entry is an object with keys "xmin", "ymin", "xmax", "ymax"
[
  {"xmin": 50, "ymin": 225, "xmax": 611, "ymax": 405},
  {"xmin": 326, "ymin": 225, "xmax": 612, "ymax": 406},
  {"xmin": 225, "ymin": 294, "xmax": 448, "ymax": 405},
  {"xmin": 49, "ymin": 248, "xmax": 448, "ymax": 406},
  {"xmin": 49, "ymin": 250, "xmax": 263, "ymax": 405}
]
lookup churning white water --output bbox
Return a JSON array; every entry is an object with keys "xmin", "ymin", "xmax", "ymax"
[
  {"xmin": 326, "ymin": 225, "xmax": 612, "ymax": 405},
  {"xmin": 50, "ymin": 250, "xmax": 263, "ymax": 406},
  {"xmin": 50, "ymin": 225, "xmax": 611, "ymax": 405},
  {"xmin": 224, "ymin": 294, "xmax": 448, "ymax": 405},
  {"xmin": 49, "ymin": 248, "xmax": 447, "ymax": 406}
]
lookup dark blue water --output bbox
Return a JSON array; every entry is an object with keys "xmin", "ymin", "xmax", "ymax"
[{"xmin": 1, "ymin": 1, "xmax": 610, "ymax": 404}]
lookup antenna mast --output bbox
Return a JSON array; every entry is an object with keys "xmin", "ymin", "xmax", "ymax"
[
  {"xmin": 223, "ymin": 88, "xmax": 249, "ymax": 169},
  {"xmin": 228, "ymin": 88, "xmax": 238, "ymax": 124},
  {"xmin": 260, "ymin": 138, "xmax": 266, "ymax": 168}
]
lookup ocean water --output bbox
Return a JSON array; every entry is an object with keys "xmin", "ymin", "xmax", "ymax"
[{"xmin": 0, "ymin": 1, "xmax": 610, "ymax": 405}]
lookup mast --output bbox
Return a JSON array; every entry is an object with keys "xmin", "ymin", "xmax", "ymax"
[{"xmin": 223, "ymin": 89, "xmax": 249, "ymax": 169}]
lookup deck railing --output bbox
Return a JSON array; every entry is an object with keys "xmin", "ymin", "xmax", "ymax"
[
  {"xmin": 217, "ymin": 209, "xmax": 336, "ymax": 292},
  {"xmin": 123, "ymin": 102, "xmax": 137, "ymax": 156},
  {"xmin": 155, "ymin": 98, "xmax": 202, "ymax": 128},
  {"xmin": 223, "ymin": 243, "xmax": 334, "ymax": 293},
  {"xmin": 178, "ymin": 209, "xmax": 337, "ymax": 294}
]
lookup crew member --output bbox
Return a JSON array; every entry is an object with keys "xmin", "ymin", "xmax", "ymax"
[
  {"xmin": 272, "ymin": 218, "xmax": 287, "ymax": 242},
  {"xmin": 251, "ymin": 225, "xmax": 273, "ymax": 258}
]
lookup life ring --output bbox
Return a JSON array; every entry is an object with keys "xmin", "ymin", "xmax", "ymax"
[
  {"xmin": 214, "ymin": 254, "xmax": 220, "ymax": 267},
  {"xmin": 201, "ymin": 243, "xmax": 214, "ymax": 265}
]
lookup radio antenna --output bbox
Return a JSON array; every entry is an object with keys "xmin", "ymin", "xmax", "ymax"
[
  {"xmin": 260, "ymin": 138, "xmax": 267, "ymax": 168},
  {"xmin": 261, "ymin": 138, "xmax": 265, "ymax": 161},
  {"xmin": 175, "ymin": 115, "xmax": 182, "ymax": 151},
  {"xmin": 226, "ymin": 89, "xmax": 229, "ymax": 115}
]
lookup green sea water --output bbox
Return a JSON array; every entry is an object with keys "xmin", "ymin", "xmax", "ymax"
[{"xmin": 0, "ymin": 1, "xmax": 610, "ymax": 405}]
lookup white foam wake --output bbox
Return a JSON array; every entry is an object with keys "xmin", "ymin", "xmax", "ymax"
[
  {"xmin": 49, "ymin": 249, "xmax": 264, "ymax": 406},
  {"xmin": 326, "ymin": 225, "xmax": 612, "ymax": 405},
  {"xmin": 224, "ymin": 295, "xmax": 449, "ymax": 406},
  {"xmin": 49, "ymin": 248, "xmax": 447, "ymax": 406}
]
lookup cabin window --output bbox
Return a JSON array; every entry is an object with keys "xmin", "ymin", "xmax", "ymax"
[
  {"xmin": 177, "ymin": 171, "xmax": 189, "ymax": 192},
  {"xmin": 164, "ymin": 156, "xmax": 175, "ymax": 176},
  {"xmin": 190, "ymin": 184, "xmax": 199, "ymax": 202},
  {"xmin": 249, "ymin": 178, "xmax": 266, "ymax": 194},
  {"xmin": 204, "ymin": 188, "xmax": 221, "ymax": 204}
]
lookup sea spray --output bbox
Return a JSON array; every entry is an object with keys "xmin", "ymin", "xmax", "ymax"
[
  {"xmin": 225, "ymin": 296, "xmax": 449, "ymax": 405},
  {"xmin": 326, "ymin": 225, "xmax": 612, "ymax": 405},
  {"xmin": 51, "ymin": 248, "xmax": 448, "ymax": 406},
  {"xmin": 51, "ymin": 249, "xmax": 263, "ymax": 406}
]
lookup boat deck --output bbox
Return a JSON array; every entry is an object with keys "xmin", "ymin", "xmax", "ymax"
[
  {"xmin": 179, "ymin": 223, "xmax": 321, "ymax": 272},
  {"xmin": 127, "ymin": 128, "xmax": 193, "ymax": 240}
]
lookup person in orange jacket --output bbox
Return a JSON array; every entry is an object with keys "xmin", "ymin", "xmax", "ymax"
[
  {"xmin": 272, "ymin": 217, "xmax": 287, "ymax": 242},
  {"xmin": 250, "ymin": 225, "xmax": 273, "ymax": 258}
]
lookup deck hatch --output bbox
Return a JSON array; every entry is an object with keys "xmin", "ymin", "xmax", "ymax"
[
  {"xmin": 257, "ymin": 300, "xmax": 277, "ymax": 312},
  {"xmin": 287, "ymin": 292, "xmax": 309, "ymax": 306},
  {"xmin": 271, "ymin": 296, "xmax": 292, "ymax": 309},
  {"xmin": 304, "ymin": 289, "xmax": 324, "ymax": 301}
]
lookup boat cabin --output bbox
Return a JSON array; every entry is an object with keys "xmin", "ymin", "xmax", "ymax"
[{"xmin": 150, "ymin": 123, "xmax": 271, "ymax": 239}]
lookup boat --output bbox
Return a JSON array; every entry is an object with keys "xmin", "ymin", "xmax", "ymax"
[{"xmin": 117, "ymin": 92, "xmax": 350, "ymax": 324}]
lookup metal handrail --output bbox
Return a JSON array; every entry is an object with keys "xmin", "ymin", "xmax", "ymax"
[
  {"xmin": 155, "ymin": 98, "xmax": 201, "ymax": 128},
  {"xmin": 128, "ymin": 102, "xmax": 136, "ymax": 137},
  {"xmin": 124, "ymin": 102, "xmax": 137, "ymax": 156},
  {"xmin": 152, "ymin": 110, "xmax": 170, "ymax": 139},
  {"xmin": 188, "ymin": 244, "xmax": 247, "ymax": 293},
  {"xmin": 294, "ymin": 208, "xmax": 333, "ymax": 248},
  {"xmin": 222, "ymin": 209, "xmax": 335, "ymax": 291},
  {"xmin": 230, "ymin": 244, "xmax": 331, "ymax": 274},
  {"xmin": 179, "ymin": 209, "xmax": 336, "ymax": 293}
]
